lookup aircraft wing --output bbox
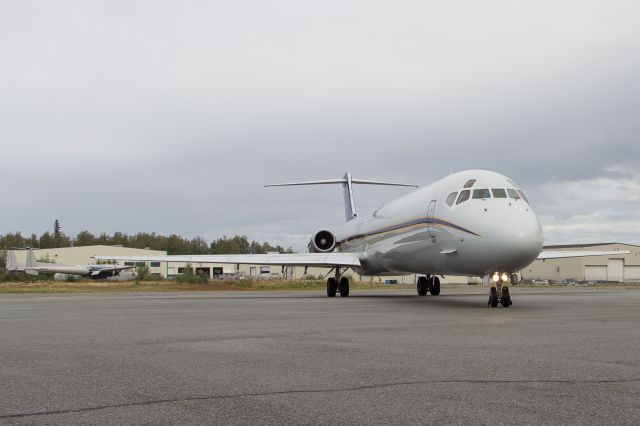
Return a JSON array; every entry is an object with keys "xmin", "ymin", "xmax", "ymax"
[
  {"xmin": 93, "ymin": 253, "xmax": 362, "ymax": 268},
  {"xmin": 537, "ymin": 250, "xmax": 629, "ymax": 260}
]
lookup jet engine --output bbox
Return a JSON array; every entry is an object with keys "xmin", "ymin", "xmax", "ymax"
[{"xmin": 308, "ymin": 230, "xmax": 336, "ymax": 253}]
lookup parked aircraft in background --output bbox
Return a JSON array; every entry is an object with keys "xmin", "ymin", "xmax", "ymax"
[
  {"xmin": 6, "ymin": 249, "xmax": 134, "ymax": 280},
  {"xmin": 95, "ymin": 170, "xmax": 627, "ymax": 307}
]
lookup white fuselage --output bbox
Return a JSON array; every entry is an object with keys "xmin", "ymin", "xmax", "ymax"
[{"xmin": 328, "ymin": 170, "xmax": 543, "ymax": 277}]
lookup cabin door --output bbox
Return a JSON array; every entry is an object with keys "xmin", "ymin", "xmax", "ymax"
[{"xmin": 427, "ymin": 200, "xmax": 437, "ymax": 242}]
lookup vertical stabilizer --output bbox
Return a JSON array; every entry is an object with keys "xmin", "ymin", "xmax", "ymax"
[
  {"xmin": 25, "ymin": 249, "xmax": 37, "ymax": 269},
  {"xmin": 6, "ymin": 250, "xmax": 18, "ymax": 271},
  {"xmin": 342, "ymin": 172, "xmax": 357, "ymax": 221}
]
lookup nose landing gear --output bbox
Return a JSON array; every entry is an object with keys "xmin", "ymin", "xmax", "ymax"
[{"xmin": 487, "ymin": 273, "xmax": 514, "ymax": 308}]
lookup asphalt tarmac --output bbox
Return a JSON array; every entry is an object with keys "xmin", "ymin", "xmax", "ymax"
[{"xmin": 1, "ymin": 288, "xmax": 639, "ymax": 425}]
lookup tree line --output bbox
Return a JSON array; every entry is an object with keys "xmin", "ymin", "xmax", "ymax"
[{"xmin": 1, "ymin": 225, "xmax": 293, "ymax": 266}]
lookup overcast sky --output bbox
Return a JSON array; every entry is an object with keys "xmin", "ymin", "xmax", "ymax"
[{"xmin": 1, "ymin": 0, "xmax": 639, "ymax": 250}]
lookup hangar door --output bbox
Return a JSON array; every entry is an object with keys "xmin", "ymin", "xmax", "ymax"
[
  {"xmin": 624, "ymin": 266, "xmax": 640, "ymax": 282},
  {"xmin": 584, "ymin": 265, "xmax": 607, "ymax": 281},
  {"xmin": 607, "ymin": 259, "xmax": 624, "ymax": 282}
]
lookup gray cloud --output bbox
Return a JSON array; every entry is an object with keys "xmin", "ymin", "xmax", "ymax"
[{"xmin": 1, "ymin": 1, "xmax": 639, "ymax": 249}]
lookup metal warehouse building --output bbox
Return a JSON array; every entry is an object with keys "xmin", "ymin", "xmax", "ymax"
[{"xmin": 520, "ymin": 243, "xmax": 640, "ymax": 283}]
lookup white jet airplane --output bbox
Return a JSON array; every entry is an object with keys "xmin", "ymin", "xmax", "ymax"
[
  {"xmin": 7, "ymin": 249, "xmax": 135, "ymax": 280},
  {"xmin": 95, "ymin": 170, "xmax": 626, "ymax": 307}
]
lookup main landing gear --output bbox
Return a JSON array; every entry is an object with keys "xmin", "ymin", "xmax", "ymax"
[
  {"xmin": 417, "ymin": 275, "xmax": 440, "ymax": 296},
  {"xmin": 327, "ymin": 268, "xmax": 350, "ymax": 298},
  {"xmin": 487, "ymin": 273, "xmax": 516, "ymax": 308}
]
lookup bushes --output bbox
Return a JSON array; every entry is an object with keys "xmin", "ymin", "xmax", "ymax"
[
  {"xmin": 0, "ymin": 271, "xmax": 49, "ymax": 283},
  {"xmin": 175, "ymin": 265, "xmax": 208, "ymax": 284}
]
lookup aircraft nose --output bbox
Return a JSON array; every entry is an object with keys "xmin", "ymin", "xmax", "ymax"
[{"xmin": 491, "ymin": 213, "xmax": 543, "ymax": 270}]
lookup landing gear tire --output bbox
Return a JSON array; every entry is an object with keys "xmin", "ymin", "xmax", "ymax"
[
  {"xmin": 339, "ymin": 277, "xmax": 350, "ymax": 297},
  {"xmin": 327, "ymin": 278, "xmax": 337, "ymax": 297},
  {"xmin": 501, "ymin": 287, "xmax": 512, "ymax": 307},
  {"xmin": 430, "ymin": 277, "xmax": 441, "ymax": 295},
  {"xmin": 417, "ymin": 277, "xmax": 428, "ymax": 296},
  {"xmin": 488, "ymin": 287, "xmax": 499, "ymax": 308}
]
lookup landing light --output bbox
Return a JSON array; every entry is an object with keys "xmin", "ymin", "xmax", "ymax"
[
  {"xmin": 492, "ymin": 273, "xmax": 500, "ymax": 282},
  {"xmin": 501, "ymin": 273, "xmax": 510, "ymax": 282}
]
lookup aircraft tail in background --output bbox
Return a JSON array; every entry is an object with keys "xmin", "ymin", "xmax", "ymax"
[
  {"xmin": 265, "ymin": 172, "xmax": 417, "ymax": 221},
  {"xmin": 5, "ymin": 250, "xmax": 19, "ymax": 271}
]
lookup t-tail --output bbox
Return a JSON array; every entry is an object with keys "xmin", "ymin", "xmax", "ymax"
[
  {"xmin": 25, "ymin": 248, "xmax": 37, "ymax": 269},
  {"xmin": 5, "ymin": 250, "xmax": 19, "ymax": 271},
  {"xmin": 266, "ymin": 172, "xmax": 418, "ymax": 221}
]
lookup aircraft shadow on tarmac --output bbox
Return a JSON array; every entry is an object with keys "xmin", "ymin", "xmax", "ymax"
[
  {"xmin": 162, "ymin": 290, "xmax": 537, "ymax": 310},
  {"xmin": 200, "ymin": 292, "xmax": 501, "ymax": 309}
]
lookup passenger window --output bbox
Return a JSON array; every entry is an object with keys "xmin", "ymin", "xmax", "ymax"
[
  {"xmin": 518, "ymin": 190, "xmax": 529, "ymax": 203},
  {"xmin": 507, "ymin": 189, "xmax": 520, "ymax": 199},
  {"xmin": 446, "ymin": 192, "xmax": 458, "ymax": 206},
  {"xmin": 472, "ymin": 189, "xmax": 491, "ymax": 199},
  {"xmin": 463, "ymin": 179, "xmax": 476, "ymax": 188},
  {"xmin": 492, "ymin": 188, "xmax": 507, "ymax": 198},
  {"xmin": 456, "ymin": 190, "xmax": 470, "ymax": 205}
]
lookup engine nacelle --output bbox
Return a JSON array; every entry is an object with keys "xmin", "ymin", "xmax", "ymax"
[{"xmin": 308, "ymin": 229, "xmax": 337, "ymax": 253}]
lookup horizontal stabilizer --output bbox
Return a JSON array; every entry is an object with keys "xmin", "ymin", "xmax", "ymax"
[
  {"xmin": 537, "ymin": 250, "xmax": 630, "ymax": 260},
  {"xmin": 265, "ymin": 179, "xmax": 417, "ymax": 188},
  {"xmin": 266, "ymin": 172, "xmax": 417, "ymax": 221}
]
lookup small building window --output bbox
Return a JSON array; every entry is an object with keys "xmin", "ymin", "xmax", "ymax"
[
  {"xmin": 492, "ymin": 188, "xmax": 507, "ymax": 198},
  {"xmin": 518, "ymin": 190, "xmax": 529, "ymax": 203},
  {"xmin": 472, "ymin": 189, "xmax": 491, "ymax": 199},
  {"xmin": 135, "ymin": 262, "xmax": 145, "ymax": 267},
  {"xmin": 150, "ymin": 261, "xmax": 161, "ymax": 268},
  {"xmin": 463, "ymin": 179, "xmax": 477, "ymax": 188},
  {"xmin": 446, "ymin": 192, "xmax": 458, "ymax": 206},
  {"xmin": 124, "ymin": 262, "xmax": 134, "ymax": 266},
  {"xmin": 456, "ymin": 190, "xmax": 470, "ymax": 205},
  {"xmin": 507, "ymin": 189, "xmax": 521, "ymax": 199}
]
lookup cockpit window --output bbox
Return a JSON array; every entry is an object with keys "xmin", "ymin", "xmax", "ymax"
[
  {"xmin": 446, "ymin": 192, "xmax": 458, "ymax": 206},
  {"xmin": 456, "ymin": 190, "xmax": 470, "ymax": 205},
  {"xmin": 518, "ymin": 190, "xmax": 529, "ymax": 203},
  {"xmin": 507, "ymin": 189, "xmax": 520, "ymax": 199},
  {"xmin": 463, "ymin": 179, "xmax": 476, "ymax": 188},
  {"xmin": 492, "ymin": 188, "xmax": 507, "ymax": 198},
  {"xmin": 472, "ymin": 189, "xmax": 491, "ymax": 199}
]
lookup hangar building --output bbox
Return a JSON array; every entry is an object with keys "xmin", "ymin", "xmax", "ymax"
[
  {"xmin": 520, "ymin": 243, "xmax": 640, "ymax": 283},
  {"xmin": 11, "ymin": 243, "xmax": 639, "ymax": 284},
  {"xmin": 11, "ymin": 246, "xmax": 167, "ymax": 276}
]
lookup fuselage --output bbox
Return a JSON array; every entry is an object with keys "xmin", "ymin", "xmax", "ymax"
[
  {"xmin": 29, "ymin": 264, "xmax": 127, "ymax": 278},
  {"xmin": 328, "ymin": 170, "xmax": 543, "ymax": 277}
]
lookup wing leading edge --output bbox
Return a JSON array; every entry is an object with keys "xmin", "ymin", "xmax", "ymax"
[{"xmin": 93, "ymin": 253, "xmax": 362, "ymax": 268}]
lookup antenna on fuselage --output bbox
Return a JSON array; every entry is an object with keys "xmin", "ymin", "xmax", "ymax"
[{"xmin": 265, "ymin": 172, "xmax": 418, "ymax": 222}]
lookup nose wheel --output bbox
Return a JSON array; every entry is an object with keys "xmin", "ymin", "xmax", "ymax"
[
  {"xmin": 501, "ymin": 287, "xmax": 512, "ymax": 307},
  {"xmin": 488, "ymin": 281, "xmax": 513, "ymax": 308}
]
